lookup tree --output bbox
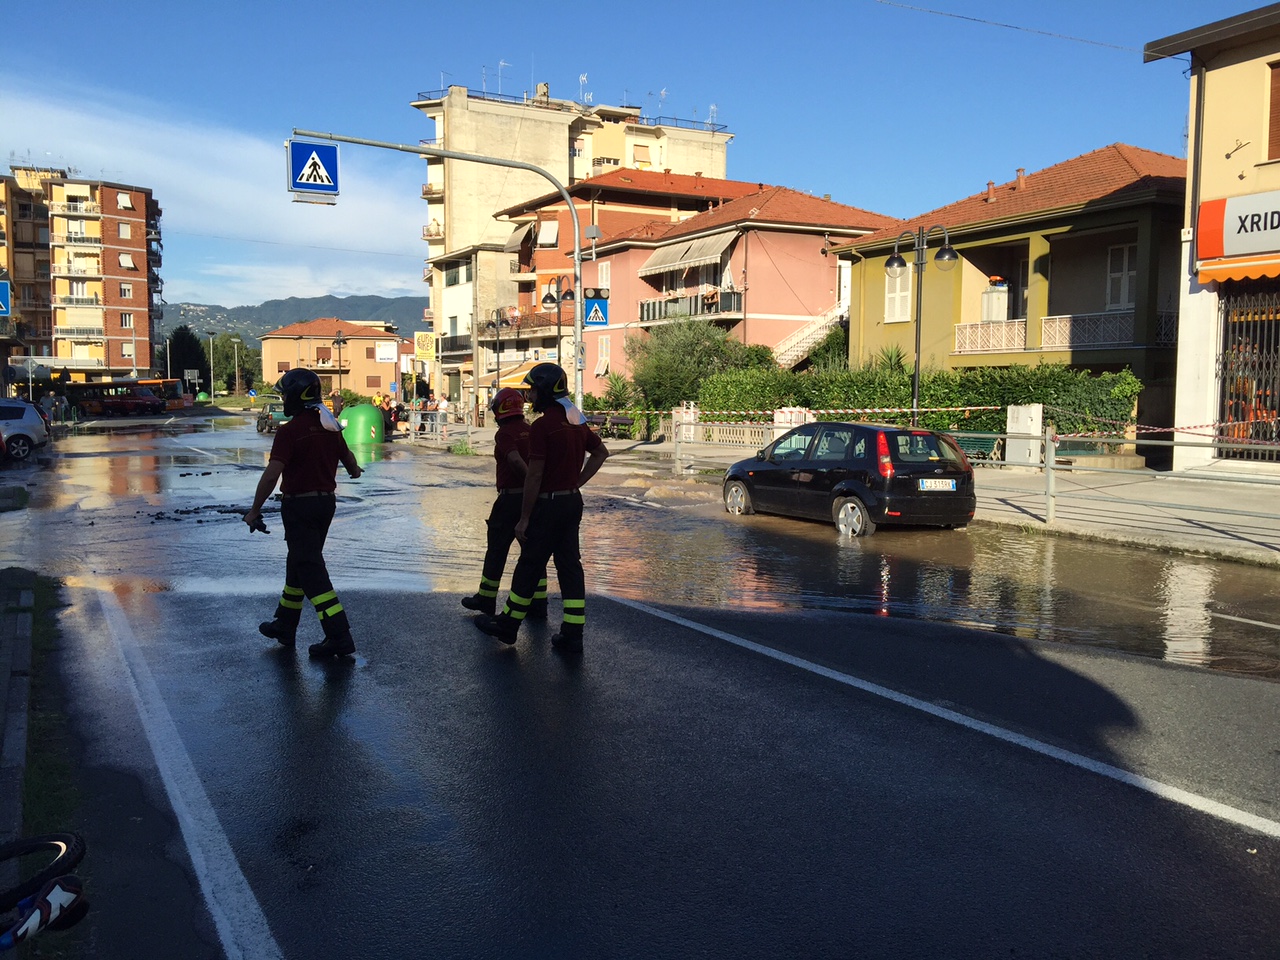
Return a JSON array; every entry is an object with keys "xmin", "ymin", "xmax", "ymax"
[
  {"xmin": 807, "ymin": 327, "xmax": 849, "ymax": 373},
  {"xmin": 160, "ymin": 325, "xmax": 208, "ymax": 395},
  {"xmin": 624, "ymin": 319, "xmax": 774, "ymax": 412}
]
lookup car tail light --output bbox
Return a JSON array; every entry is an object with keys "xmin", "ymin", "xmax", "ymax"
[{"xmin": 876, "ymin": 430, "xmax": 894, "ymax": 480}]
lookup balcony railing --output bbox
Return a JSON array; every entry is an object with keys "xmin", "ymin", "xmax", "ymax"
[
  {"xmin": 476, "ymin": 312, "xmax": 564, "ymax": 341},
  {"xmin": 51, "ymin": 263, "xmax": 101, "ymax": 277},
  {"xmin": 439, "ymin": 334, "xmax": 472, "ymax": 354},
  {"xmin": 955, "ymin": 319, "xmax": 1027, "ymax": 354},
  {"xmin": 638, "ymin": 290, "xmax": 743, "ymax": 323},
  {"xmin": 0, "ymin": 318, "xmax": 18, "ymax": 339},
  {"xmin": 51, "ymin": 234, "xmax": 102, "ymax": 246},
  {"xmin": 423, "ymin": 224, "xmax": 444, "ymax": 240},
  {"xmin": 52, "ymin": 295, "xmax": 102, "ymax": 307},
  {"xmin": 421, "ymin": 183, "xmax": 444, "ymax": 200},
  {"xmin": 54, "ymin": 325, "xmax": 106, "ymax": 338},
  {"xmin": 49, "ymin": 201, "xmax": 101, "ymax": 216}
]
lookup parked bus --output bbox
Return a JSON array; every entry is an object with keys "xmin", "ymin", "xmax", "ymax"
[
  {"xmin": 135, "ymin": 378, "xmax": 187, "ymax": 411},
  {"xmin": 63, "ymin": 380, "xmax": 167, "ymax": 418}
]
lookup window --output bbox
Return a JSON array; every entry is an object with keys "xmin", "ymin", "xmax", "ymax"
[
  {"xmin": 118, "ymin": 222, "xmax": 132, "ymax": 239},
  {"xmin": 536, "ymin": 220, "xmax": 560, "ymax": 248},
  {"xmin": 1106, "ymin": 244, "xmax": 1138, "ymax": 310},
  {"xmin": 70, "ymin": 280, "xmax": 88, "ymax": 298},
  {"xmin": 117, "ymin": 192, "xmax": 134, "ymax": 209},
  {"xmin": 571, "ymin": 138, "xmax": 585, "ymax": 158},
  {"xmin": 118, "ymin": 252, "xmax": 136, "ymax": 269},
  {"xmin": 1271, "ymin": 63, "xmax": 1280, "ymax": 160},
  {"xmin": 366, "ymin": 346, "xmax": 375, "ymax": 359},
  {"xmin": 445, "ymin": 263, "xmax": 459, "ymax": 285},
  {"xmin": 885, "ymin": 269, "xmax": 911, "ymax": 323},
  {"xmin": 633, "ymin": 144, "xmax": 651, "ymax": 168},
  {"xmin": 120, "ymin": 282, "xmax": 133, "ymax": 299},
  {"xmin": 366, "ymin": 376, "xmax": 381, "ymax": 389},
  {"xmin": 121, "ymin": 313, "xmax": 134, "ymax": 329},
  {"xmin": 597, "ymin": 261, "xmax": 611, "ymax": 289},
  {"xmin": 594, "ymin": 336, "xmax": 611, "ymax": 376},
  {"xmin": 771, "ymin": 424, "xmax": 819, "ymax": 461},
  {"xmin": 316, "ymin": 346, "xmax": 332, "ymax": 362},
  {"xmin": 277, "ymin": 362, "xmax": 290, "ymax": 373},
  {"xmin": 122, "ymin": 342, "xmax": 135, "ymax": 359}
]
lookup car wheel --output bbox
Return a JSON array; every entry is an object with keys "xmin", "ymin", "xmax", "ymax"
[
  {"xmin": 724, "ymin": 480, "xmax": 753, "ymax": 515},
  {"xmin": 256, "ymin": 420, "xmax": 266, "ymax": 433},
  {"xmin": 833, "ymin": 496, "xmax": 876, "ymax": 537},
  {"xmin": 6, "ymin": 435, "xmax": 32, "ymax": 461}
]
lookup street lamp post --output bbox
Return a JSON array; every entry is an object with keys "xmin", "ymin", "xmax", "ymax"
[
  {"xmin": 332, "ymin": 331, "xmax": 347, "ymax": 395},
  {"xmin": 206, "ymin": 331, "xmax": 216, "ymax": 400},
  {"xmin": 540, "ymin": 276, "xmax": 574, "ymax": 369},
  {"xmin": 884, "ymin": 225, "xmax": 958, "ymax": 426},
  {"xmin": 230, "ymin": 336, "xmax": 242, "ymax": 395}
]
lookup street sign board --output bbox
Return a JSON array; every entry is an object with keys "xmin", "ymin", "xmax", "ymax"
[
  {"xmin": 584, "ymin": 299, "xmax": 608, "ymax": 326},
  {"xmin": 287, "ymin": 140, "xmax": 340, "ymax": 199},
  {"xmin": 0, "ymin": 281, "xmax": 9, "ymax": 318}
]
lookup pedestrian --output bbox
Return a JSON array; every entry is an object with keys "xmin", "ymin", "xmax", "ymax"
[
  {"xmin": 474, "ymin": 363, "xmax": 609, "ymax": 653},
  {"xmin": 460, "ymin": 387, "xmax": 548, "ymax": 619},
  {"xmin": 243, "ymin": 368, "xmax": 363, "ymax": 659},
  {"xmin": 40, "ymin": 391, "xmax": 56, "ymax": 421},
  {"xmin": 437, "ymin": 393, "xmax": 450, "ymax": 439},
  {"xmin": 329, "ymin": 389, "xmax": 344, "ymax": 417}
]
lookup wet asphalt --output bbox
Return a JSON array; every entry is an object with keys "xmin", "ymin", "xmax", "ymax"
[{"xmin": 2, "ymin": 419, "xmax": 1279, "ymax": 958}]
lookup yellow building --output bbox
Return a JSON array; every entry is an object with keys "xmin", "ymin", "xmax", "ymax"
[
  {"xmin": 259, "ymin": 318, "xmax": 411, "ymax": 399},
  {"xmin": 1147, "ymin": 4, "xmax": 1280, "ymax": 468}
]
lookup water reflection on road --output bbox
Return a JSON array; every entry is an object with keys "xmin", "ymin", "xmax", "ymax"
[{"xmin": 4, "ymin": 422, "xmax": 1278, "ymax": 681}]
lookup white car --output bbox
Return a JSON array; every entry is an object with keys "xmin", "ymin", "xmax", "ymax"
[{"xmin": 0, "ymin": 400, "xmax": 50, "ymax": 461}]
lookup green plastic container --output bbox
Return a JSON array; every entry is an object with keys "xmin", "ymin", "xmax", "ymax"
[
  {"xmin": 196, "ymin": 391, "xmax": 210, "ymax": 401},
  {"xmin": 341, "ymin": 403, "xmax": 384, "ymax": 444}
]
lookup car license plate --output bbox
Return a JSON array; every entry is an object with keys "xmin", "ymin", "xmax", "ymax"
[{"xmin": 918, "ymin": 478, "xmax": 956, "ymax": 491}]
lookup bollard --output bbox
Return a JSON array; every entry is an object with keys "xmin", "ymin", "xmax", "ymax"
[{"xmin": 1044, "ymin": 423, "xmax": 1056, "ymax": 524}]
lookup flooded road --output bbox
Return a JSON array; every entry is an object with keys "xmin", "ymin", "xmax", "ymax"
[{"xmin": 4, "ymin": 419, "xmax": 1279, "ymax": 680}]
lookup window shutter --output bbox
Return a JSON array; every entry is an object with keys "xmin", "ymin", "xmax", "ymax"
[{"xmin": 1271, "ymin": 64, "xmax": 1280, "ymax": 160}]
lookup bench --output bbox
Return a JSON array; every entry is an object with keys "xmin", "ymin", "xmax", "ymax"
[
  {"xmin": 584, "ymin": 413, "xmax": 635, "ymax": 438},
  {"xmin": 952, "ymin": 432, "xmax": 1004, "ymax": 461}
]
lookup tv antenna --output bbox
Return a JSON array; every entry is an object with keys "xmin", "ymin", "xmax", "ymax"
[
  {"xmin": 498, "ymin": 59, "xmax": 510, "ymax": 94},
  {"xmin": 579, "ymin": 73, "xmax": 588, "ymax": 102}
]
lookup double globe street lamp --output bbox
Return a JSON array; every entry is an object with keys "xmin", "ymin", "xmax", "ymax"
[
  {"xmin": 541, "ymin": 276, "xmax": 575, "ymax": 366},
  {"xmin": 332, "ymin": 331, "xmax": 347, "ymax": 394},
  {"xmin": 884, "ymin": 225, "xmax": 958, "ymax": 426}
]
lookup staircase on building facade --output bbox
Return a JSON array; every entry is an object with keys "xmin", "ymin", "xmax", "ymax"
[{"xmin": 772, "ymin": 302, "xmax": 847, "ymax": 369}]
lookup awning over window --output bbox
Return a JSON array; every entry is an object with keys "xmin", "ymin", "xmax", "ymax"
[
  {"xmin": 636, "ymin": 233, "xmax": 734, "ymax": 277},
  {"xmin": 117, "ymin": 252, "xmax": 136, "ymax": 269},
  {"xmin": 536, "ymin": 220, "xmax": 559, "ymax": 248},
  {"xmin": 1197, "ymin": 255, "xmax": 1280, "ymax": 283},
  {"xmin": 503, "ymin": 223, "xmax": 534, "ymax": 253},
  {"xmin": 637, "ymin": 241, "xmax": 695, "ymax": 277},
  {"xmin": 492, "ymin": 359, "xmax": 540, "ymax": 389}
]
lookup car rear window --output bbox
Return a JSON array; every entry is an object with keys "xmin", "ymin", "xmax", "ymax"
[
  {"xmin": 0, "ymin": 404, "xmax": 25, "ymax": 419},
  {"xmin": 887, "ymin": 431, "xmax": 965, "ymax": 465}
]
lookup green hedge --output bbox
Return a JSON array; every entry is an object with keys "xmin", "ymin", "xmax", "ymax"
[{"xmin": 697, "ymin": 364, "xmax": 1143, "ymax": 435}]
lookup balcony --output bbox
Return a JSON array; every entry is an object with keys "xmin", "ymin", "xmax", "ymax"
[
  {"xmin": 423, "ymin": 224, "xmax": 444, "ymax": 240},
  {"xmin": 51, "ymin": 233, "xmax": 102, "ymax": 246},
  {"xmin": 0, "ymin": 318, "xmax": 18, "ymax": 339},
  {"xmin": 475, "ymin": 312, "xmax": 563, "ymax": 342},
  {"xmin": 422, "ymin": 266, "xmax": 434, "ymax": 282},
  {"xmin": 439, "ymin": 334, "xmax": 472, "ymax": 354},
  {"xmin": 51, "ymin": 262, "xmax": 101, "ymax": 277},
  {"xmin": 954, "ymin": 319, "xmax": 1027, "ymax": 354},
  {"xmin": 52, "ymin": 295, "xmax": 103, "ymax": 307},
  {"xmin": 49, "ymin": 201, "xmax": 101, "ymax": 216},
  {"xmin": 421, "ymin": 183, "xmax": 444, "ymax": 200},
  {"xmin": 509, "ymin": 259, "xmax": 537, "ymax": 281},
  {"xmin": 54, "ymin": 325, "xmax": 106, "ymax": 339},
  {"xmin": 638, "ymin": 289, "xmax": 743, "ymax": 323}
]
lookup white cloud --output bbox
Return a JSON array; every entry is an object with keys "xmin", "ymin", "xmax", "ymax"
[{"xmin": 2, "ymin": 75, "xmax": 428, "ymax": 306}]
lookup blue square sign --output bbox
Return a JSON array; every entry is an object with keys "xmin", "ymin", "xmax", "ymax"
[
  {"xmin": 0, "ymin": 281, "xmax": 9, "ymax": 318},
  {"xmin": 287, "ymin": 140, "xmax": 339, "ymax": 196}
]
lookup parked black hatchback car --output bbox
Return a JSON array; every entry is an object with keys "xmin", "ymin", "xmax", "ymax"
[{"xmin": 723, "ymin": 421, "xmax": 976, "ymax": 536}]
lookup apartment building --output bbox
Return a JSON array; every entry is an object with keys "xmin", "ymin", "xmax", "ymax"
[
  {"xmin": 409, "ymin": 84, "xmax": 733, "ymax": 401},
  {"xmin": 0, "ymin": 168, "xmax": 53, "ymax": 389},
  {"xmin": 1146, "ymin": 4, "xmax": 1280, "ymax": 468},
  {"xmin": 259, "ymin": 318, "xmax": 412, "ymax": 399},
  {"xmin": 1, "ymin": 165, "xmax": 163, "ymax": 392}
]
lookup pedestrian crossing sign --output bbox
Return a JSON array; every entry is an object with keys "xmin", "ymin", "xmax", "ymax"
[
  {"xmin": 585, "ymin": 300, "xmax": 608, "ymax": 326},
  {"xmin": 287, "ymin": 139, "xmax": 340, "ymax": 203}
]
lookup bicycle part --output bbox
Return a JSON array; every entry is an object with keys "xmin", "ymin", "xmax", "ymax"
[{"xmin": 0, "ymin": 834, "xmax": 86, "ymax": 914}]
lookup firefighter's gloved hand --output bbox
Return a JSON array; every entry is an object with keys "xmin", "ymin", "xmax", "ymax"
[{"xmin": 244, "ymin": 510, "xmax": 270, "ymax": 534}]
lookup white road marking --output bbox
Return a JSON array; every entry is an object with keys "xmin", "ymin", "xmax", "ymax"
[
  {"xmin": 608, "ymin": 595, "xmax": 1280, "ymax": 840},
  {"xmin": 97, "ymin": 591, "xmax": 284, "ymax": 960}
]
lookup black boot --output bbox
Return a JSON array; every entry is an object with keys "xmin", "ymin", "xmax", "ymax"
[
  {"xmin": 473, "ymin": 613, "xmax": 519, "ymax": 645},
  {"xmin": 460, "ymin": 594, "xmax": 496, "ymax": 615},
  {"xmin": 526, "ymin": 599, "xmax": 548, "ymax": 620},
  {"xmin": 259, "ymin": 619, "xmax": 297, "ymax": 647},
  {"xmin": 550, "ymin": 625, "xmax": 583, "ymax": 654},
  {"xmin": 308, "ymin": 630, "xmax": 356, "ymax": 659}
]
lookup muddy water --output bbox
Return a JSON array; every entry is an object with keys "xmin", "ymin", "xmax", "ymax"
[{"xmin": 5, "ymin": 422, "xmax": 1278, "ymax": 680}]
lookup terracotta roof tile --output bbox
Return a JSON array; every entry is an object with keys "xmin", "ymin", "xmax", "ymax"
[
  {"xmin": 262, "ymin": 317, "xmax": 406, "ymax": 340},
  {"xmin": 660, "ymin": 186, "xmax": 898, "ymax": 239},
  {"xmin": 852, "ymin": 143, "xmax": 1186, "ymax": 247}
]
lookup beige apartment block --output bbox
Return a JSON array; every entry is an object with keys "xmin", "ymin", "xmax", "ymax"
[
  {"xmin": 409, "ymin": 83, "xmax": 732, "ymax": 402},
  {"xmin": 1146, "ymin": 5, "xmax": 1280, "ymax": 469}
]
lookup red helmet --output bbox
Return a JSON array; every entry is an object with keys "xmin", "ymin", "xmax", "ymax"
[{"xmin": 489, "ymin": 387, "xmax": 526, "ymax": 421}]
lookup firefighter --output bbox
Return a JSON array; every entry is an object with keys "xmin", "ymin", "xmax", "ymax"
[
  {"xmin": 460, "ymin": 387, "xmax": 548, "ymax": 618},
  {"xmin": 244, "ymin": 368, "xmax": 363, "ymax": 659},
  {"xmin": 474, "ymin": 363, "xmax": 609, "ymax": 653}
]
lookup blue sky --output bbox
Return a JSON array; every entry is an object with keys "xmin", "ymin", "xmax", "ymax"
[{"xmin": 1, "ymin": 0, "xmax": 1252, "ymax": 307}]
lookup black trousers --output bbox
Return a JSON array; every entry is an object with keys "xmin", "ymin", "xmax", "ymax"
[
  {"xmin": 477, "ymin": 493, "xmax": 548, "ymax": 606},
  {"xmin": 273, "ymin": 494, "xmax": 350, "ymax": 638},
  {"xmin": 502, "ymin": 494, "xmax": 585, "ymax": 633}
]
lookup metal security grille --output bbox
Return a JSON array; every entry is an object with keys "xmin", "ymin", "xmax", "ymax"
[{"xmin": 1217, "ymin": 284, "xmax": 1280, "ymax": 462}]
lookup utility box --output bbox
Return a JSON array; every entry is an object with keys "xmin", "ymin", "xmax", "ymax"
[
  {"xmin": 342, "ymin": 403, "xmax": 384, "ymax": 444},
  {"xmin": 1006, "ymin": 403, "xmax": 1042, "ymax": 466},
  {"xmin": 981, "ymin": 284, "xmax": 1009, "ymax": 322}
]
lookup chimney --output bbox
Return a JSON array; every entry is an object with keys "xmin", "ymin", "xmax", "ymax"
[
  {"xmin": 986, "ymin": 180, "xmax": 996, "ymax": 202},
  {"xmin": 822, "ymin": 194, "xmax": 831, "ymax": 201},
  {"xmin": 1016, "ymin": 168, "xmax": 1026, "ymax": 190}
]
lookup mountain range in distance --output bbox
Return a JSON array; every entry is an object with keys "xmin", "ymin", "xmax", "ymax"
[{"xmin": 159, "ymin": 294, "xmax": 432, "ymax": 346}]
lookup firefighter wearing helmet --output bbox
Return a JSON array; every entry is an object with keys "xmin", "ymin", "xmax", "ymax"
[
  {"xmin": 459, "ymin": 387, "xmax": 548, "ymax": 619},
  {"xmin": 243, "ymin": 367, "xmax": 363, "ymax": 658},
  {"xmin": 473, "ymin": 363, "xmax": 609, "ymax": 653}
]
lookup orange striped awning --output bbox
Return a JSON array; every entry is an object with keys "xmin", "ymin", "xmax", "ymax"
[{"xmin": 1196, "ymin": 255, "xmax": 1280, "ymax": 283}]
